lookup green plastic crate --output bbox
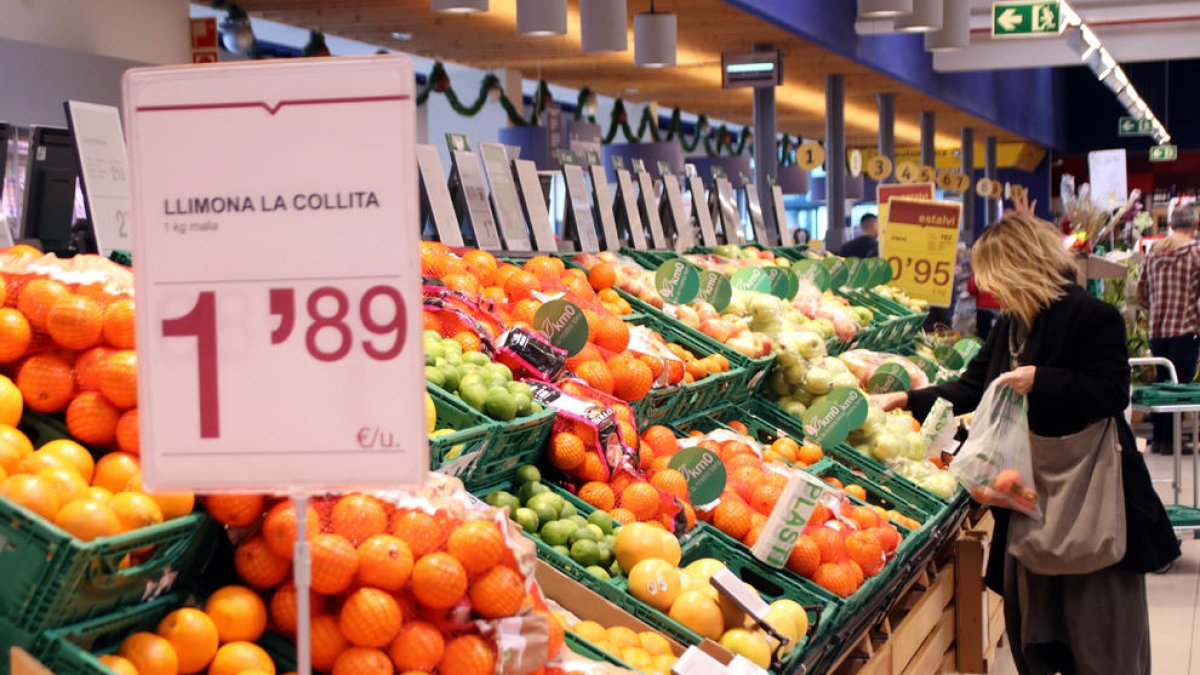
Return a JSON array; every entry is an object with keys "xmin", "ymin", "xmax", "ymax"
[
  {"xmin": 563, "ymin": 632, "xmax": 639, "ymax": 670},
  {"xmin": 428, "ymin": 384, "xmax": 498, "ymax": 483},
  {"xmin": 620, "ymin": 247, "xmax": 679, "ymax": 270},
  {"xmin": 469, "ymin": 405, "xmax": 557, "ymax": 491}
]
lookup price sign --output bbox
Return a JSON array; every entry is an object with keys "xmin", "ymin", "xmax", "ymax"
[
  {"xmin": 880, "ymin": 198, "xmax": 961, "ymax": 308},
  {"xmin": 762, "ymin": 266, "xmax": 798, "ymax": 299},
  {"xmin": 730, "ymin": 267, "xmax": 772, "ymax": 293},
  {"xmin": 801, "ymin": 387, "xmax": 868, "ymax": 450},
  {"xmin": 865, "ymin": 155, "xmax": 892, "ymax": 181},
  {"xmin": 877, "ymin": 182, "xmax": 934, "ymax": 242},
  {"xmin": 124, "ymin": 56, "xmax": 427, "ymax": 491},
  {"xmin": 696, "ymin": 270, "xmax": 732, "ymax": 311},
  {"xmin": 795, "ymin": 142, "xmax": 825, "ymax": 171},
  {"xmin": 65, "ymin": 101, "xmax": 133, "ymax": 256},
  {"xmin": 533, "ymin": 299, "xmax": 589, "ymax": 356},
  {"xmin": 655, "ymin": 259, "xmax": 701, "ymax": 304}
]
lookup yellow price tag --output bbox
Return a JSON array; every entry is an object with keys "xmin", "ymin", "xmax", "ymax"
[
  {"xmin": 866, "ymin": 155, "xmax": 892, "ymax": 181},
  {"xmin": 895, "ymin": 161, "xmax": 919, "ymax": 184},
  {"xmin": 880, "ymin": 198, "xmax": 961, "ymax": 307},
  {"xmin": 918, "ymin": 165, "xmax": 936, "ymax": 184}
]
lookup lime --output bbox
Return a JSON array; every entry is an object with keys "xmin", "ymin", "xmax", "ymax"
[
  {"xmin": 464, "ymin": 351, "xmax": 491, "ymax": 367},
  {"xmin": 485, "ymin": 362, "xmax": 514, "ymax": 383},
  {"xmin": 438, "ymin": 364, "xmax": 461, "ymax": 392},
  {"xmin": 485, "ymin": 389, "xmax": 518, "ymax": 421},
  {"xmin": 506, "ymin": 380, "xmax": 531, "ymax": 397},
  {"xmin": 485, "ymin": 490, "xmax": 520, "ymax": 512},
  {"xmin": 459, "ymin": 383, "xmax": 489, "ymax": 412},
  {"xmin": 513, "ymin": 507, "xmax": 540, "ymax": 533},
  {"xmin": 441, "ymin": 338, "xmax": 463, "ymax": 357},
  {"xmin": 528, "ymin": 492, "xmax": 564, "ymax": 518},
  {"xmin": 459, "ymin": 372, "xmax": 483, "ymax": 390},
  {"xmin": 560, "ymin": 501, "xmax": 578, "ymax": 519},
  {"xmin": 571, "ymin": 539, "xmax": 602, "ymax": 567},
  {"xmin": 514, "ymin": 465, "xmax": 543, "ymax": 485},
  {"xmin": 569, "ymin": 515, "xmax": 590, "ymax": 530},
  {"xmin": 425, "ymin": 342, "xmax": 445, "ymax": 364},
  {"xmin": 530, "ymin": 502, "xmax": 558, "ymax": 527},
  {"xmin": 553, "ymin": 544, "xmax": 571, "ymax": 557},
  {"xmin": 570, "ymin": 525, "xmax": 600, "ymax": 545},
  {"xmin": 608, "ymin": 560, "xmax": 622, "ymax": 577},
  {"xmin": 424, "ymin": 366, "xmax": 445, "ymax": 388},
  {"xmin": 423, "ymin": 330, "xmax": 442, "ymax": 342},
  {"xmin": 517, "ymin": 481, "xmax": 548, "ymax": 504},
  {"xmin": 512, "ymin": 393, "xmax": 533, "ymax": 417},
  {"xmin": 588, "ymin": 510, "xmax": 614, "ymax": 534},
  {"xmin": 540, "ymin": 520, "xmax": 575, "ymax": 547},
  {"xmin": 597, "ymin": 544, "xmax": 614, "ymax": 567},
  {"xmin": 586, "ymin": 565, "xmax": 611, "ymax": 581}
]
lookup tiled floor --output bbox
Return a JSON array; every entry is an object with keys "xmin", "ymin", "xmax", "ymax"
[{"xmin": 985, "ymin": 448, "xmax": 1200, "ymax": 675}]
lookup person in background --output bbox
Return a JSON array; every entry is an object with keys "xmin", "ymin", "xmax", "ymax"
[
  {"xmin": 791, "ymin": 228, "xmax": 811, "ymax": 245},
  {"xmin": 1136, "ymin": 204, "xmax": 1200, "ymax": 454},
  {"xmin": 967, "ymin": 273, "xmax": 1001, "ymax": 340},
  {"xmin": 877, "ymin": 212, "xmax": 1178, "ymax": 675},
  {"xmin": 839, "ymin": 213, "xmax": 878, "ymax": 258}
]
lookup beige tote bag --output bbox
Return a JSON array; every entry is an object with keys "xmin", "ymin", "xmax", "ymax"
[{"xmin": 1007, "ymin": 418, "xmax": 1126, "ymax": 575}]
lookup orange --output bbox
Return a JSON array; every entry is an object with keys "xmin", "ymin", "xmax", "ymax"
[
  {"xmin": 650, "ymin": 469, "xmax": 688, "ymax": 500},
  {"xmin": 55, "ymin": 498, "xmax": 121, "ymax": 541},
  {"xmin": 638, "ymin": 441, "xmax": 655, "ymax": 470},
  {"xmin": 724, "ymin": 453, "xmax": 762, "ymax": 474},
  {"xmin": 592, "ymin": 316, "xmax": 630, "ymax": 353},
  {"xmin": 504, "ymin": 270, "xmax": 540, "ymax": 301},
  {"xmin": 843, "ymin": 559, "xmax": 865, "ymax": 588},
  {"xmin": 208, "ymin": 641, "xmax": 275, "ymax": 675},
  {"xmin": 340, "ymin": 587, "xmax": 403, "ymax": 647},
  {"xmin": 522, "ymin": 255, "xmax": 564, "ymax": 281},
  {"xmin": 750, "ymin": 483, "xmax": 782, "ymax": 516},
  {"xmin": 442, "ymin": 272, "xmax": 480, "ymax": 297},
  {"xmin": 35, "ymin": 468, "xmax": 89, "ymax": 515},
  {"xmin": 333, "ymin": 646, "xmax": 392, "ymax": 675},
  {"xmin": 97, "ymin": 655, "xmax": 139, "ymax": 675},
  {"xmin": 587, "ymin": 262, "xmax": 617, "ymax": 290},
  {"xmin": 812, "ymin": 562, "xmax": 857, "ymax": 598},
  {"xmin": 46, "ymin": 294, "xmax": 103, "ymax": 350},
  {"xmin": 16, "ymin": 352, "xmax": 75, "ymax": 413},
  {"xmin": 871, "ymin": 526, "xmax": 901, "ymax": 554},
  {"xmin": 641, "ymin": 426, "xmax": 679, "ymax": 457},
  {"xmin": 331, "ymin": 493, "xmax": 388, "ymax": 546},
  {"xmin": 235, "ymin": 535, "xmax": 291, "ymax": 589},
  {"xmin": 203, "ymin": 493, "xmax": 264, "ymax": 527},
  {"xmin": 118, "ymin": 632, "xmax": 178, "ymax": 675},
  {"xmin": 0, "ymin": 425, "xmax": 32, "ymax": 465},
  {"xmin": 468, "ymin": 565, "xmax": 525, "ymax": 618},
  {"xmin": 99, "ymin": 350, "xmax": 137, "ymax": 409},
  {"xmin": 0, "ymin": 473, "xmax": 60, "ymax": 520},
  {"xmin": 311, "ymin": 533, "xmax": 360, "ymax": 595},
  {"xmin": 617, "ymin": 419, "xmax": 638, "ymax": 449},
  {"xmin": 156, "ymin": 608, "xmax": 219, "ymax": 674},
  {"xmin": 797, "ymin": 443, "xmax": 824, "ymax": 466},
  {"xmin": 578, "ymin": 481, "xmax": 616, "ymax": 511},
  {"xmin": 452, "ymin": 330, "xmax": 481, "ymax": 353},
  {"xmin": 575, "ymin": 360, "xmax": 614, "ymax": 395},
  {"xmin": 115, "ymin": 408, "xmax": 140, "ymax": 455},
  {"xmin": 810, "ymin": 527, "xmax": 848, "ymax": 564},
  {"xmin": 711, "ymin": 499, "xmax": 752, "ymax": 540},
  {"xmin": 311, "ymin": 614, "xmax": 350, "ymax": 671},
  {"xmin": 730, "ymin": 466, "xmax": 764, "ymax": 502},
  {"xmin": 109, "ymin": 490, "xmax": 164, "ymax": 532},
  {"xmin": 411, "ymin": 551, "xmax": 468, "ymax": 609},
  {"xmin": 0, "ymin": 309, "xmax": 31, "ymax": 363},
  {"xmin": 388, "ymin": 621, "xmax": 444, "ymax": 672},
  {"xmin": 510, "ymin": 298, "xmax": 543, "ymax": 325},
  {"xmin": 85, "ymin": 486, "xmax": 114, "ymax": 502},
  {"xmin": 605, "ymin": 508, "xmax": 635, "ymax": 526},
  {"xmin": 575, "ymin": 452, "xmax": 609, "ymax": 482},
  {"xmin": 846, "ymin": 531, "xmax": 885, "ymax": 576},
  {"xmin": 40, "ymin": 438, "xmax": 95, "ymax": 482},
  {"xmin": 127, "ymin": 474, "xmax": 194, "ymax": 520},
  {"xmin": 844, "ymin": 484, "xmax": 868, "ymax": 501},
  {"xmin": 261, "ymin": 500, "xmax": 319, "ymax": 558},
  {"xmin": 787, "ymin": 536, "xmax": 821, "ymax": 577},
  {"xmin": 620, "ymin": 482, "xmax": 661, "ymax": 521},
  {"xmin": 548, "ymin": 431, "xmax": 586, "ymax": 471},
  {"xmin": 610, "ymin": 355, "xmax": 653, "ymax": 401},
  {"xmin": 74, "ymin": 346, "xmax": 115, "ymax": 391},
  {"xmin": 848, "ymin": 505, "xmax": 881, "ymax": 532},
  {"xmin": 440, "ymin": 634, "xmax": 496, "ymax": 675},
  {"xmin": 20, "ymin": 448, "xmax": 72, "ymax": 475},
  {"xmin": 649, "ymin": 456, "xmax": 672, "ymax": 473},
  {"xmin": 462, "ymin": 250, "xmax": 499, "ymax": 285},
  {"xmin": 356, "ymin": 534, "xmax": 414, "ymax": 591},
  {"xmin": 205, "ymin": 585, "xmax": 268, "ymax": 643},
  {"xmin": 391, "ymin": 509, "xmax": 446, "ymax": 557},
  {"xmin": 492, "ymin": 263, "xmax": 520, "ymax": 290},
  {"xmin": 65, "ymin": 391, "xmax": 120, "ymax": 445},
  {"xmin": 16, "ymin": 278, "xmax": 69, "ymax": 331},
  {"xmin": 447, "ymin": 520, "xmax": 504, "ymax": 575},
  {"xmin": 102, "ymin": 297, "xmax": 136, "ymax": 349},
  {"xmin": 824, "ymin": 476, "xmax": 843, "ymax": 489},
  {"xmin": 269, "ymin": 581, "xmax": 324, "ymax": 636}
]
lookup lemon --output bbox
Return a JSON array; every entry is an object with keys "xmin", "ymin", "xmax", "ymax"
[
  {"xmin": 720, "ymin": 628, "xmax": 772, "ymax": 669},
  {"xmin": 425, "ymin": 393, "xmax": 437, "ymax": 433},
  {"xmin": 638, "ymin": 632, "xmax": 672, "ymax": 657},
  {"xmin": 574, "ymin": 620, "xmax": 606, "ymax": 643}
]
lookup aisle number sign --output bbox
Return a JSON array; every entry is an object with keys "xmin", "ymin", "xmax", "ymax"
[
  {"xmin": 881, "ymin": 198, "xmax": 962, "ymax": 308},
  {"xmin": 124, "ymin": 56, "xmax": 427, "ymax": 492}
]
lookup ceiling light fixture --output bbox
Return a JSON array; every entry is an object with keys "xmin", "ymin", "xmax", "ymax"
[
  {"xmin": 895, "ymin": 0, "xmax": 942, "ymax": 33},
  {"xmin": 857, "ymin": 0, "xmax": 913, "ymax": 19},
  {"xmin": 634, "ymin": 1, "xmax": 676, "ymax": 68},
  {"xmin": 517, "ymin": 0, "xmax": 567, "ymax": 36},
  {"xmin": 432, "ymin": 0, "xmax": 488, "ymax": 14},
  {"xmin": 391, "ymin": 32, "xmax": 413, "ymax": 40},
  {"xmin": 924, "ymin": 0, "xmax": 968, "ymax": 51},
  {"xmin": 581, "ymin": 0, "xmax": 628, "ymax": 53},
  {"xmin": 219, "ymin": 4, "xmax": 255, "ymax": 54}
]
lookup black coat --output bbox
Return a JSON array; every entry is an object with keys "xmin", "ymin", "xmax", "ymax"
[{"xmin": 908, "ymin": 284, "xmax": 1180, "ymax": 590}]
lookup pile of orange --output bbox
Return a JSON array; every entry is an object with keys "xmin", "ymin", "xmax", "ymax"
[
  {"xmin": 204, "ymin": 491, "xmax": 557, "ymax": 674},
  {"xmin": 0, "ymin": 429, "xmax": 194, "ymax": 542}
]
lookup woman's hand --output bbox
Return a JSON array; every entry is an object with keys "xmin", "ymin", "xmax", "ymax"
[
  {"xmin": 871, "ymin": 391, "xmax": 909, "ymax": 412},
  {"xmin": 995, "ymin": 366, "xmax": 1037, "ymax": 395}
]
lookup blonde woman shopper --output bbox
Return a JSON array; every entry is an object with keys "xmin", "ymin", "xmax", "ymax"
[{"xmin": 877, "ymin": 213, "xmax": 1178, "ymax": 675}]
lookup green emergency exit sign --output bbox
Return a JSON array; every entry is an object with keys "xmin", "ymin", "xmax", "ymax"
[
  {"xmin": 1119, "ymin": 117, "xmax": 1154, "ymax": 137},
  {"xmin": 993, "ymin": 1, "xmax": 1063, "ymax": 38},
  {"xmin": 1150, "ymin": 145, "xmax": 1178, "ymax": 163}
]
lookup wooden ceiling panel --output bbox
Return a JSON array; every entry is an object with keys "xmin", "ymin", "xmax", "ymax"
[{"xmin": 238, "ymin": 0, "xmax": 1023, "ymax": 149}]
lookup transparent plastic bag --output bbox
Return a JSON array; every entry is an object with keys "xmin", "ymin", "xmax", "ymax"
[{"xmin": 949, "ymin": 380, "xmax": 1041, "ymax": 518}]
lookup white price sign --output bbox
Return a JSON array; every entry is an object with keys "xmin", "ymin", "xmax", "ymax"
[
  {"xmin": 65, "ymin": 101, "xmax": 133, "ymax": 256},
  {"xmin": 124, "ymin": 56, "xmax": 427, "ymax": 492}
]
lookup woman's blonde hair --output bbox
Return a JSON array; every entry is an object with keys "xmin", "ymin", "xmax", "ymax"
[{"xmin": 973, "ymin": 213, "xmax": 1077, "ymax": 327}]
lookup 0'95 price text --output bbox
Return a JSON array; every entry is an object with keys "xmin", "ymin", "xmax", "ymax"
[{"xmin": 886, "ymin": 257, "xmax": 951, "ymax": 287}]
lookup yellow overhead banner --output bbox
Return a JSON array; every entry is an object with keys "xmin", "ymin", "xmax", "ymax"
[{"xmin": 850, "ymin": 142, "xmax": 1046, "ymax": 172}]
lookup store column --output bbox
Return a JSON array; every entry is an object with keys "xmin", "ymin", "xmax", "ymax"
[
  {"xmin": 961, "ymin": 126, "xmax": 975, "ymax": 243},
  {"xmin": 877, "ymin": 93, "xmax": 895, "ymax": 184},
  {"xmin": 920, "ymin": 111, "xmax": 935, "ymax": 168},
  {"xmin": 985, "ymin": 135, "xmax": 998, "ymax": 225},
  {"xmin": 753, "ymin": 46, "xmax": 779, "ymax": 243},
  {"xmin": 825, "ymin": 74, "xmax": 847, "ymax": 250}
]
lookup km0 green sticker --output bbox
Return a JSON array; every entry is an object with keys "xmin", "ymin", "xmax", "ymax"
[
  {"xmin": 847, "ymin": 258, "xmax": 874, "ymax": 288},
  {"xmin": 533, "ymin": 299, "xmax": 589, "ymax": 356},
  {"xmin": 821, "ymin": 257, "xmax": 849, "ymax": 288},
  {"xmin": 655, "ymin": 259, "xmax": 701, "ymax": 304},
  {"xmin": 866, "ymin": 257, "xmax": 893, "ymax": 286},
  {"xmin": 762, "ymin": 266, "xmax": 798, "ymax": 300},
  {"xmin": 867, "ymin": 362, "xmax": 911, "ymax": 394},
  {"xmin": 801, "ymin": 386, "xmax": 869, "ymax": 450},
  {"xmin": 792, "ymin": 260, "xmax": 831, "ymax": 292},
  {"xmin": 934, "ymin": 345, "xmax": 964, "ymax": 371},
  {"xmin": 696, "ymin": 270, "xmax": 733, "ymax": 311},
  {"xmin": 953, "ymin": 337, "xmax": 983, "ymax": 365},
  {"xmin": 730, "ymin": 267, "xmax": 773, "ymax": 293},
  {"xmin": 668, "ymin": 447, "xmax": 727, "ymax": 506}
]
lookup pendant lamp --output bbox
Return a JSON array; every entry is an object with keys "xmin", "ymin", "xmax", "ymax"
[
  {"xmin": 925, "ymin": 0, "xmax": 969, "ymax": 51},
  {"xmin": 432, "ymin": 0, "xmax": 488, "ymax": 13},
  {"xmin": 581, "ymin": 0, "xmax": 628, "ymax": 53},
  {"xmin": 634, "ymin": 1, "xmax": 676, "ymax": 68},
  {"xmin": 895, "ymin": 0, "xmax": 942, "ymax": 33},
  {"xmin": 517, "ymin": 0, "xmax": 567, "ymax": 36},
  {"xmin": 857, "ymin": 0, "xmax": 913, "ymax": 19}
]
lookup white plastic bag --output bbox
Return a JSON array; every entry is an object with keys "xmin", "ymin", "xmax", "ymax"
[{"xmin": 949, "ymin": 380, "xmax": 1042, "ymax": 518}]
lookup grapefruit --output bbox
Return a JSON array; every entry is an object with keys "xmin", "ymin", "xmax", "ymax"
[{"xmin": 627, "ymin": 559, "xmax": 681, "ymax": 613}]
